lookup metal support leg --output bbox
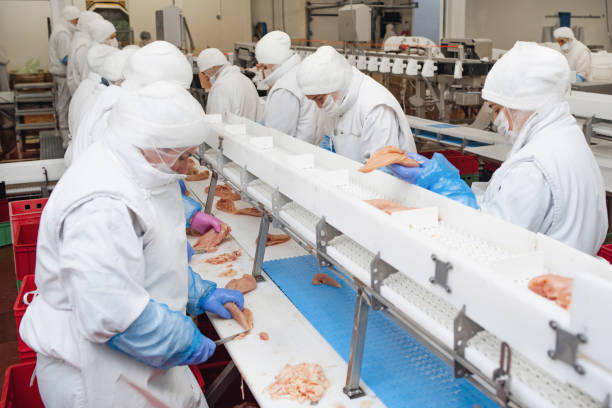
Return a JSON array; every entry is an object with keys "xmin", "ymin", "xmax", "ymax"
[
  {"xmin": 454, "ymin": 305, "xmax": 483, "ymax": 378},
  {"xmin": 204, "ymin": 171, "xmax": 218, "ymax": 214},
  {"xmin": 343, "ymin": 288, "xmax": 368, "ymax": 399},
  {"xmin": 251, "ymin": 214, "xmax": 270, "ymax": 282},
  {"xmin": 206, "ymin": 361, "xmax": 239, "ymax": 407}
]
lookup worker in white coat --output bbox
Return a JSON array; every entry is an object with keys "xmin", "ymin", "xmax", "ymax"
[
  {"xmin": 67, "ymin": 11, "xmax": 102, "ymax": 94},
  {"xmin": 389, "ymin": 42, "xmax": 607, "ymax": 255},
  {"xmin": 553, "ymin": 26, "xmax": 591, "ymax": 82},
  {"xmin": 255, "ymin": 31, "xmax": 320, "ymax": 143},
  {"xmin": 197, "ymin": 48, "xmax": 259, "ymax": 120},
  {"xmin": 296, "ymin": 45, "xmax": 416, "ymax": 163},
  {"xmin": 20, "ymin": 81, "xmax": 244, "ymax": 407},
  {"xmin": 68, "ymin": 41, "xmax": 191, "ymax": 166},
  {"xmin": 48, "ymin": 5, "xmax": 80, "ymax": 145}
]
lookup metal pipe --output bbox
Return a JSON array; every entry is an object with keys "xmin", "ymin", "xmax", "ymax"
[{"xmin": 343, "ymin": 288, "xmax": 369, "ymax": 399}]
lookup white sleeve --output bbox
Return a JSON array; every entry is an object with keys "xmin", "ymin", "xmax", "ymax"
[
  {"xmin": 56, "ymin": 31, "xmax": 71, "ymax": 61},
  {"xmin": 360, "ymin": 105, "xmax": 400, "ymax": 161},
  {"xmin": 59, "ymin": 197, "xmax": 150, "ymax": 343},
  {"xmin": 480, "ymin": 161, "xmax": 553, "ymax": 233},
  {"xmin": 206, "ymin": 87, "xmax": 235, "ymax": 116},
  {"xmin": 263, "ymin": 89, "xmax": 300, "ymax": 136},
  {"xmin": 575, "ymin": 47, "xmax": 591, "ymax": 78}
]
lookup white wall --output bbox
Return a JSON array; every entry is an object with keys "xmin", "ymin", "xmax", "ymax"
[
  {"xmin": 465, "ymin": 0, "xmax": 612, "ymax": 51},
  {"xmin": 251, "ymin": 0, "xmax": 306, "ymax": 40}
]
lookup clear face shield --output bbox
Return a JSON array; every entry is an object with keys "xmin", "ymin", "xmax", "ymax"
[{"xmin": 141, "ymin": 146, "xmax": 198, "ymax": 175}]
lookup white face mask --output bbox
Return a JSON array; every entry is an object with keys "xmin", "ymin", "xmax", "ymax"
[
  {"xmin": 321, "ymin": 94, "xmax": 341, "ymax": 116},
  {"xmin": 560, "ymin": 42, "xmax": 571, "ymax": 52},
  {"xmin": 494, "ymin": 110, "xmax": 517, "ymax": 144},
  {"xmin": 104, "ymin": 38, "xmax": 119, "ymax": 48}
]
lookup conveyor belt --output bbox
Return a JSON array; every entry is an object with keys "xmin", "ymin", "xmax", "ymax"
[{"xmin": 263, "ymin": 255, "xmax": 497, "ymax": 408}]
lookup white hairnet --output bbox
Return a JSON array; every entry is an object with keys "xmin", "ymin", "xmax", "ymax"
[
  {"xmin": 102, "ymin": 47, "xmax": 138, "ymax": 82},
  {"xmin": 122, "ymin": 41, "xmax": 192, "ymax": 90},
  {"xmin": 87, "ymin": 44, "xmax": 119, "ymax": 76},
  {"xmin": 197, "ymin": 48, "xmax": 227, "ymax": 72},
  {"xmin": 62, "ymin": 6, "xmax": 80, "ymax": 21},
  {"xmin": 297, "ymin": 45, "xmax": 352, "ymax": 95},
  {"xmin": 89, "ymin": 19, "xmax": 116, "ymax": 43},
  {"xmin": 255, "ymin": 31, "xmax": 294, "ymax": 64},
  {"xmin": 76, "ymin": 11, "xmax": 102, "ymax": 34},
  {"xmin": 108, "ymin": 80, "xmax": 207, "ymax": 149},
  {"xmin": 482, "ymin": 41, "xmax": 570, "ymax": 111},
  {"xmin": 553, "ymin": 27, "xmax": 575, "ymax": 40}
]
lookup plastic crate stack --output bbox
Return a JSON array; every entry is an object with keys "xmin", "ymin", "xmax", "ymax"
[{"xmin": 421, "ymin": 149, "xmax": 480, "ymax": 186}]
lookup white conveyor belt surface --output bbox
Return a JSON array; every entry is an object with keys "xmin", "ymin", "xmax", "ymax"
[{"xmin": 185, "ymin": 176, "xmax": 386, "ymax": 408}]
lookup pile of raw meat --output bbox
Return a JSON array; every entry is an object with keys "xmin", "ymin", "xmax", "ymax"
[{"xmin": 265, "ymin": 363, "xmax": 330, "ymax": 403}]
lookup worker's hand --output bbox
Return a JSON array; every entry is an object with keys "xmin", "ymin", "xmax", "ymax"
[
  {"xmin": 201, "ymin": 288, "xmax": 244, "ymax": 319},
  {"xmin": 181, "ymin": 334, "xmax": 216, "ymax": 365},
  {"xmin": 388, "ymin": 152, "xmax": 430, "ymax": 184},
  {"xmin": 191, "ymin": 211, "xmax": 222, "ymax": 235}
]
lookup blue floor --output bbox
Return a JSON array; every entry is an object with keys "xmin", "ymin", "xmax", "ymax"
[{"xmin": 263, "ymin": 255, "xmax": 497, "ymax": 408}]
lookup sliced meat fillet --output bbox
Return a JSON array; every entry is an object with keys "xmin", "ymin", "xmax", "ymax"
[
  {"xmin": 312, "ymin": 273, "xmax": 341, "ymax": 288},
  {"xmin": 185, "ymin": 170, "xmax": 210, "ymax": 181},
  {"xmin": 205, "ymin": 250, "xmax": 242, "ymax": 265},
  {"xmin": 365, "ymin": 199, "xmax": 414, "ymax": 214},
  {"xmin": 205, "ymin": 184, "xmax": 241, "ymax": 201},
  {"xmin": 219, "ymin": 268, "xmax": 237, "ymax": 278},
  {"xmin": 216, "ymin": 198, "xmax": 262, "ymax": 217},
  {"xmin": 235, "ymin": 207, "xmax": 263, "ymax": 217},
  {"xmin": 193, "ymin": 223, "xmax": 231, "ymax": 253},
  {"xmin": 225, "ymin": 303, "xmax": 253, "ymax": 333},
  {"xmin": 528, "ymin": 274, "xmax": 573, "ymax": 309},
  {"xmin": 358, "ymin": 146, "xmax": 420, "ymax": 173},
  {"xmin": 256, "ymin": 234, "xmax": 291, "ymax": 247},
  {"xmin": 226, "ymin": 274, "xmax": 257, "ymax": 294}
]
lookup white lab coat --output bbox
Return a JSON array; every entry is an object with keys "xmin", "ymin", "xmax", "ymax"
[
  {"xmin": 263, "ymin": 54, "xmax": 320, "ymax": 143},
  {"xmin": 68, "ymin": 71, "xmax": 100, "ymax": 136},
  {"xmin": 562, "ymin": 40, "xmax": 591, "ymax": 79},
  {"xmin": 326, "ymin": 67, "xmax": 416, "ymax": 163},
  {"xmin": 67, "ymin": 31, "xmax": 92, "ymax": 94},
  {"xmin": 20, "ymin": 135, "xmax": 207, "ymax": 407},
  {"xmin": 49, "ymin": 23, "xmax": 73, "ymax": 131},
  {"xmin": 69, "ymin": 83, "xmax": 121, "ymax": 166},
  {"xmin": 207, "ymin": 65, "xmax": 259, "ymax": 120},
  {"xmin": 481, "ymin": 101, "xmax": 607, "ymax": 255}
]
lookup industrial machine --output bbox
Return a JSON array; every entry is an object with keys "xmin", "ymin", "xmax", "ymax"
[
  {"xmin": 194, "ymin": 112, "xmax": 612, "ymax": 408},
  {"xmin": 155, "ymin": 5, "xmax": 195, "ymax": 53},
  {"xmin": 86, "ymin": 1, "xmax": 131, "ymax": 45}
]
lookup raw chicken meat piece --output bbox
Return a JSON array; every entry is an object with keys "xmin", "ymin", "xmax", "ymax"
[
  {"xmin": 259, "ymin": 332, "xmax": 269, "ymax": 341},
  {"xmin": 358, "ymin": 146, "xmax": 420, "ymax": 173},
  {"xmin": 365, "ymin": 199, "xmax": 414, "ymax": 214},
  {"xmin": 187, "ymin": 157, "xmax": 199, "ymax": 174},
  {"xmin": 205, "ymin": 250, "xmax": 242, "ymax": 265},
  {"xmin": 226, "ymin": 274, "xmax": 257, "ymax": 294},
  {"xmin": 185, "ymin": 170, "xmax": 210, "ymax": 181},
  {"xmin": 193, "ymin": 223, "xmax": 231, "ymax": 252},
  {"xmin": 265, "ymin": 363, "xmax": 330, "ymax": 403},
  {"xmin": 205, "ymin": 184, "xmax": 241, "ymax": 201},
  {"xmin": 256, "ymin": 234, "xmax": 291, "ymax": 247},
  {"xmin": 312, "ymin": 273, "xmax": 341, "ymax": 288},
  {"xmin": 219, "ymin": 268, "xmax": 237, "ymax": 278},
  {"xmin": 216, "ymin": 198, "xmax": 262, "ymax": 217},
  {"xmin": 225, "ymin": 304, "xmax": 253, "ymax": 333},
  {"xmin": 528, "ymin": 274, "xmax": 573, "ymax": 309}
]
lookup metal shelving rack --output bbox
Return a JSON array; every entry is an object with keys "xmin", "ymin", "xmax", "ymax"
[{"xmin": 13, "ymin": 82, "xmax": 57, "ymax": 159}]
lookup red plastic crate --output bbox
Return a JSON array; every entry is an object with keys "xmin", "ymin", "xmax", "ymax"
[
  {"xmin": 484, "ymin": 161, "xmax": 501, "ymax": 172},
  {"xmin": 598, "ymin": 245, "xmax": 612, "ymax": 264},
  {"xmin": 0, "ymin": 199, "xmax": 8, "ymax": 223},
  {"xmin": 9, "ymin": 199, "xmax": 48, "ymax": 281},
  {"xmin": 13, "ymin": 275, "xmax": 36, "ymax": 362},
  {"xmin": 0, "ymin": 361, "xmax": 44, "ymax": 408},
  {"xmin": 420, "ymin": 150, "xmax": 479, "ymax": 175},
  {"xmin": 189, "ymin": 365, "xmax": 205, "ymax": 392}
]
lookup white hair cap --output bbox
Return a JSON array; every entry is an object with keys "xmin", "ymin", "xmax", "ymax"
[
  {"xmin": 62, "ymin": 6, "xmax": 80, "ymax": 21},
  {"xmin": 102, "ymin": 47, "xmax": 138, "ymax": 82},
  {"xmin": 297, "ymin": 45, "xmax": 352, "ymax": 95},
  {"xmin": 553, "ymin": 26, "xmax": 575, "ymax": 40},
  {"xmin": 76, "ymin": 11, "xmax": 102, "ymax": 34},
  {"xmin": 197, "ymin": 48, "xmax": 228, "ymax": 73},
  {"xmin": 482, "ymin": 41, "xmax": 570, "ymax": 111},
  {"xmin": 109, "ymin": 80, "xmax": 207, "ymax": 149},
  {"xmin": 89, "ymin": 19, "xmax": 116, "ymax": 43},
  {"xmin": 255, "ymin": 31, "xmax": 294, "ymax": 64},
  {"xmin": 122, "ymin": 41, "xmax": 192, "ymax": 90},
  {"xmin": 87, "ymin": 44, "xmax": 119, "ymax": 76}
]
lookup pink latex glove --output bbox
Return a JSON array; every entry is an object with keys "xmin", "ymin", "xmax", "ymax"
[{"xmin": 191, "ymin": 212, "xmax": 222, "ymax": 235}]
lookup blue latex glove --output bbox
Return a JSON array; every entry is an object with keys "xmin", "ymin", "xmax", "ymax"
[
  {"xmin": 107, "ymin": 299, "xmax": 215, "ymax": 369},
  {"xmin": 187, "ymin": 266, "xmax": 217, "ymax": 316},
  {"xmin": 414, "ymin": 153, "xmax": 478, "ymax": 209},
  {"xmin": 183, "ymin": 195, "xmax": 203, "ymax": 228},
  {"xmin": 61, "ymin": 55, "xmax": 68, "ymax": 65},
  {"xmin": 388, "ymin": 152, "xmax": 430, "ymax": 184},
  {"xmin": 187, "ymin": 242, "xmax": 195, "ymax": 263},
  {"xmin": 576, "ymin": 73, "xmax": 586, "ymax": 83},
  {"xmin": 319, "ymin": 135, "xmax": 335, "ymax": 153},
  {"xmin": 200, "ymin": 288, "xmax": 245, "ymax": 319},
  {"xmin": 178, "ymin": 179, "xmax": 187, "ymax": 196}
]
